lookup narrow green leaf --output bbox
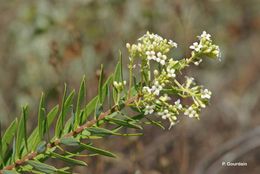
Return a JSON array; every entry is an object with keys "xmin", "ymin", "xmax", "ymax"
[
  {"xmin": 87, "ymin": 127, "xmax": 118, "ymax": 136},
  {"xmin": 114, "ymin": 52, "xmax": 123, "ymax": 82},
  {"xmin": 80, "ymin": 143, "xmax": 116, "ymax": 158},
  {"xmin": 55, "ymin": 85, "xmax": 67, "ymax": 138},
  {"xmin": 96, "ymin": 75, "xmax": 113, "ymax": 120},
  {"xmin": 0, "ymin": 121, "xmax": 3, "ymax": 164},
  {"xmin": 98, "ymin": 64, "xmax": 104, "ymax": 104},
  {"xmin": 74, "ymin": 76, "xmax": 86, "ymax": 129},
  {"xmin": 131, "ymin": 113, "xmax": 145, "ymax": 120},
  {"xmin": 145, "ymin": 117, "xmax": 165, "ymax": 130},
  {"xmin": 23, "ymin": 106, "xmax": 29, "ymax": 152},
  {"xmin": 55, "ymin": 85, "xmax": 75, "ymax": 138},
  {"xmin": 27, "ymin": 160, "xmax": 57, "ymax": 173},
  {"xmin": 56, "ymin": 167, "xmax": 71, "ymax": 174},
  {"xmin": 38, "ymin": 93, "xmax": 46, "ymax": 140},
  {"xmin": 2, "ymin": 170, "xmax": 19, "ymax": 174},
  {"xmin": 106, "ymin": 118, "xmax": 142, "ymax": 129},
  {"xmin": 46, "ymin": 105, "xmax": 59, "ymax": 128},
  {"xmin": 62, "ymin": 105, "xmax": 74, "ymax": 135},
  {"xmin": 81, "ymin": 96, "xmax": 98, "ymax": 123},
  {"xmin": 50, "ymin": 152, "xmax": 87, "ymax": 166},
  {"xmin": 60, "ymin": 137, "xmax": 79, "ymax": 146},
  {"xmin": 103, "ymin": 75, "xmax": 113, "ymax": 106},
  {"xmin": 94, "ymin": 102, "xmax": 103, "ymax": 120},
  {"xmin": 2, "ymin": 119, "xmax": 17, "ymax": 155},
  {"xmin": 64, "ymin": 90, "xmax": 75, "ymax": 119},
  {"xmin": 16, "ymin": 106, "xmax": 29, "ymax": 158},
  {"xmin": 56, "ymin": 170, "xmax": 71, "ymax": 174},
  {"xmin": 27, "ymin": 105, "xmax": 59, "ymax": 152},
  {"xmin": 133, "ymin": 76, "xmax": 138, "ymax": 91},
  {"xmin": 8, "ymin": 138, "xmax": 15, "ymax": 165},
  {"xmin": 113, "ymin": 54, "xmax": 123, "ymax": 104}
]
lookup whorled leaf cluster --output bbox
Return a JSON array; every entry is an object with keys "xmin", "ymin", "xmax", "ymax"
[{"xmin": 0, "ymin": 31, "xmax": 219, "ymax": 173}]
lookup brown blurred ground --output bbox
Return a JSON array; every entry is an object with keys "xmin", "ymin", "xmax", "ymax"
[{"xmin": 0, "ymin": 0, "xmax": 260, "ymax": 173}]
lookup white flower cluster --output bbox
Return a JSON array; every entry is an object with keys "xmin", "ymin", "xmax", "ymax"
[
  {"xmin": 126, "ymin": 31, "xmax": 177, "ymax": 63},
  {"xmin": 144, "ymin": 105, "xmax": 155, "ymax": 115},
  {"xmin": 146, "ymin": 51, "xmax": 167, "ymax": 65},
  {"xmin": 166, "ymin": 67, "xmax": 176, "ymax": 78},
  {"xmin": 189, "ymin": 31, "xmax": 221, "ymax": 65},
  {"xmin": 190, "ymin": 42, "xmax": 203, "ymax": 52},
  {"xmin": 125, "ymin": 31, "xmax": 219, "ymax": 129},
  {"xmin": 201, "ymin": 89, "xmax": 212, "ymax": 99},
  {"xmin": 168, "ymin": 40, "xmax": 178, "ymax": 48},
  {"xmin": 156, "ymin": 99, "xmax": 184, "ymax": 128},
  {"xmin": 174, "ymin": 99, "xmax": 182, "ymax": 110},
  {"xmin": 142, "ymin": 80, "xmax": 164, "ymax": 96},
  {"xmin": 184, "ymin": 106, "xmax": 198, "ymax": 118},
  {"xmin": 141, "ymin": 76, "xmax": 183, "ymax": 127}
]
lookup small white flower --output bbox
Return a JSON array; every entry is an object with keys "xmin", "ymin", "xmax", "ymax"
[
  {"xmin": 174, "ymin": 99, "xmax": 182, "ymax": 109},
  {"xmin": 144, "ymin": 105, "xmax": 155, "ymax": 115},
  {"xmin": 159, "ymin": 109, "xmax": 171, "ymax": 119},
  {"xmin": 172, "ymin": 116, "xmax": 177, "ymax": 120},
  {"xmin": 142, "ymin": 86, "xmax": 152, "ymax": 94},
  {"xmin": 131, "ymin": 44, "xmax": 137, "ymax": 51},
  {"xmin": 159, "ymin": 94, "xmax": 171, "ymax": 102},
  {"xmin": 161, "ymin": 55, "xmax": 167, "ymax": 60},
  {"xmin": 189, "ymin": 42, "xmax": 203, "ymax": 52},
  {"xmin": 157, "ymin": 52, "xmax": 162, "ymax": 57},
  {"xmin": 152, "ymin": 87, "xmax": 161, "ymax": 96},
  {"xmin": 146, "ymin": 51, "xmax": 156, "ymax": 60},
  {"xmin": 160, "ymin": 59, "xmax": 166, "ymax": 65},
  {"xmin": 184, "ymin": 106, "xmax": 197, "ymax": 118},
  {"xmin": 155, "ymin": 99, "xmax": 161, "ymax": 104},
  {"xmin": 153, "ymin": 34, "xmax": 163, "ymax": 41},
  {"xmin": 154, "ymin": 81, "xmax": 160, "ymax": 86},
  {"xmin": 154, "ymin": 52, "xmax": 167, "ymax": 65},
  {"xmin": 199, "ymin": 31, "xmax": 211, "ymax": 40},
  {"xmin": 153, "ymin": 70, "xmax": 159, "ymax": 76},
  {"xmin": 151, "ymin": 81, "xmax": 163, "ymax": 96},
  {"xmin": 167, "ymin": 68, "xmax": 176, "ymax": 78},
  {"xmin": 158, "ymin": 111, "xmax": 163, "ymax": 116},
  {"xmin": 113, "ymin": 81, "xmax": 118, "ymax": 87},
  {"xmin": 123, "ymin": 81, "xmax": 127, "ymax": 85},
  {"xmin": 168, "ymin": 40, "xmax": 178, "ymax": 48},
  {"xmin": 201, "ymin": 89, "xmax": 212, "ymax": 99},
  {"xmin": 137, "ymin": 43, "xmax": 142, "ymax": 51},
  {"xmin": 194, "ymin": 59, "xmax": 202, "ymax": 66},
  {"xmin": 185, "ymin": 77, "xmax": 194, "ymax": 88},
  {"xmin": 200, "ymin": 103, "xmax": 206, "ymax": 108},
  {"xmin": 162, "ymin": 114, "xmax": 169, "ymax": 120},
  {"xmin": 213, "ymin": 46, "xmax": 221, "ymax": 60},
  {"xmin": 126, "ymin": 43, "xmax": 131, "ymax": 49},
  {"xmin": 187, "ymin": 77, "xmax": 194, "ymax": 83}
]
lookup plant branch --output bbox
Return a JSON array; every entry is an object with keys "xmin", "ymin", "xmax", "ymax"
[{"xmin": 0, "ymin": 96, "xmax": 138, "ymax": 173}]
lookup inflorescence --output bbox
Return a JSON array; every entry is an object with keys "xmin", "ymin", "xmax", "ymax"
[{"xmin": 125, "ymin": 31, "xmax": 220, "ymax": 129}]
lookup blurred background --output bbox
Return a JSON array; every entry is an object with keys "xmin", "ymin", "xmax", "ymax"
[{"xmin": 0, "ymin": 0, "xmax": 260, "ymax": 173}]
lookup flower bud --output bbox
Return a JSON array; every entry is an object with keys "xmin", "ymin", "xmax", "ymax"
[{"xmin": 126, "ymin": 43, "xmax": 131, "ymax": 49}]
